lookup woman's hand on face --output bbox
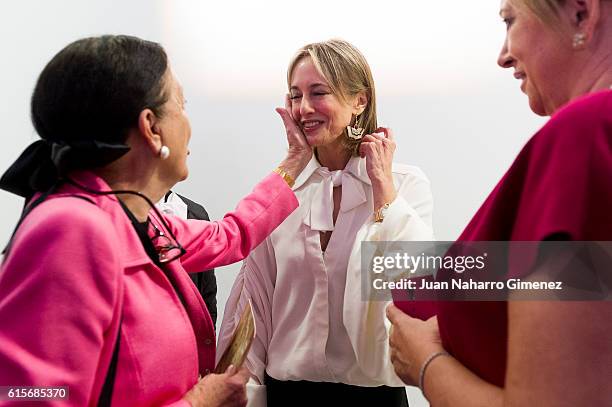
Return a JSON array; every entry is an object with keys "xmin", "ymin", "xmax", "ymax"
[
  {"xmin": 359, "ymin": 127, "xmax": 397, "ymax": 209},
  {"xmin": 275, "ymin": 94, "xmax": 313, "ymax": 181},
  {"xmin": 386, "ymin": 304, "xmax": 444, "ymax": 386},
  {"xmin": 183, "ymin": 365, "xmax": 250, "ymax": 407}
]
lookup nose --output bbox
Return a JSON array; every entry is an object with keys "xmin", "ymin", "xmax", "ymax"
[
  {"xmin": 497, "ymin": 37, "xmax": 514, "ymax": 69},
  {"xmin": 299, "ymin": 95, "xmax": 315, "ymax": 117}
]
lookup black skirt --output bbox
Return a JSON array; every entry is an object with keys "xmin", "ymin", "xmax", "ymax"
[{"xmin": 265, "ymin": 372, "xmax": 409, "ymax": 407}]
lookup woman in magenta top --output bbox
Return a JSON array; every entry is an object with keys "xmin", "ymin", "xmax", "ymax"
[
  {"xmin": 0, "ymin": 35, "xmax": 311, "ymax": 406},
  {"xmin": 386, "ymin": 0, "xmax": 612, "ymax": 405}
]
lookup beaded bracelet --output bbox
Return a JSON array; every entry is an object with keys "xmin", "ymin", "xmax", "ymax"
[{"xmin": 418, "ymin": 351, "xmax": 450, "ymax": 398}]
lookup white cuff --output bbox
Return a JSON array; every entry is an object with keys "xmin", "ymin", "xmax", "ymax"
[
  {"xmin": 368, "ymin": 197, "xmax": 434, "ymax": 242},
  {"xmin": 246, "ymin": 378, "xmax": 267, "ymax": 407}
]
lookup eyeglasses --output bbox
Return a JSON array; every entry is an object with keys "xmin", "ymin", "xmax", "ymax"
[
  {"xmin": 65, "ymin": 177, "xmax": 187, "ymax": 264},
  {"xmin": 148, "ymin": 218, "xmax": 187, "ymax": 264}
]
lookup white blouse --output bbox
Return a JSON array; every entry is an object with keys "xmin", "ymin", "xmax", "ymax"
[{"xmin": 217, "ymin": 155, "xmax": 434, "ymax": 399}]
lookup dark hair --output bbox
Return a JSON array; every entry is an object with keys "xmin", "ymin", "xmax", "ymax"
[
  {"xmin": 32, "ymin": 35, "xmax": 169, "ymax": 146},
  {"xmin": 3, "ymin": 35, "xmax": 169, "ymax": 195},
  {"xmin": 0, "ymin": 35, "xmax": 171, "ymax": 255}
]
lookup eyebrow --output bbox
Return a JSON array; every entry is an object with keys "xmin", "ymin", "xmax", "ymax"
[{"xmin": 290, "ymin": 83, "xmax": 330, "ymax": 91}]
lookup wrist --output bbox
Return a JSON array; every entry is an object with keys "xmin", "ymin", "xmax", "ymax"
[
  {"xmin": 372, "ymin": 180, "xmax": 396, "ymax": 212},
  {"xmin": 273, "ymin": 166, "xmax": 295, "ymax": 188},
  {"xmin": 279, "ymin": 150, "xmax": 311, "ymax": 182},
  {"xmin": 369, "ymin": 169, "xmax": 393, "ymax": 186},
  {"xmin": 417, "ymin": 348, "xmax": 449, "ymax": 398}
]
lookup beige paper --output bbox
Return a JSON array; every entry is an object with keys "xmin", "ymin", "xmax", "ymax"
[{"xmin": 214, "ymin": 299, "xmax": 256, "ymax": 374}]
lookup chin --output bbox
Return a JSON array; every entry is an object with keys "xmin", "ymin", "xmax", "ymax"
[
  {"xmin": 528, "ymin": 101, "xmax": 548, "ymax": 116},
  {"xmin": 527, "ymin": 94, "xmax": 548, "ymax": 117},
  {"xmin": 174, "ymin": 165, "xmax": 189, "ymax": 182},
  {"xmin": 305, "ymin": 134, "xmax": 324, "ymax": 147},
  {"xmin": 306, "ymin": 129, "xmax": 342, "ymax": 148}
]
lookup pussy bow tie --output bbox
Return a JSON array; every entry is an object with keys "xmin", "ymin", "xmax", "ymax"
[{"xmin": 307, "ymin": 167, "xmax": 366, "ymax": 231}]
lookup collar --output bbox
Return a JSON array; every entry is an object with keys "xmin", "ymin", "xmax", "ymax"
[
  {"xmin": 157, "ymin": 191, "xmax": 188, "ymax": 220},
  {"xmin": 293, "ymin": 155, "xmax": 372, "ymax": 191},
  {"xmin": 297, "ymin": 156, "xmax": 371, "ymax": 231},
  {"xmin": 56, "ymin": 170, "xmax": 154, "ymax": 267},
  {"xmin": 64, "ymin": 170, "xmax": 121, "ymax": 203}
]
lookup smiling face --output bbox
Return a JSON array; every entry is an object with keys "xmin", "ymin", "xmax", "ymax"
[
  {"xmin": 497, "ymin": 0, "xmax": 575, "ymax": 115},
  {"xmin": 289, "ymin": 57, "xmax": 361, "ymax": 149}
]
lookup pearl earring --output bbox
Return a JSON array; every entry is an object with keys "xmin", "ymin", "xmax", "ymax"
[
  {"xmin": 572, "ymin": 32, "xmax": 586, "ymax": 49},
  {"xmin": 159, "ymin": 145, "xmax": 170, "ymax": 160}
]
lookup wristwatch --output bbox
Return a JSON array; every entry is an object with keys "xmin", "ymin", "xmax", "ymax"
[{"xmin": 374, "ymin": 203, "xmax": 390, "ymax": 223}]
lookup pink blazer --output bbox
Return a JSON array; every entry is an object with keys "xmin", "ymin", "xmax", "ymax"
[{"xmin": 0, "ymin": 171, "xmax": 298, "ymax": 406}]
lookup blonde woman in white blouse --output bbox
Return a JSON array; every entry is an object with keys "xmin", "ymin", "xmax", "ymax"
[{"xmin": 218, "ymin": 39, "xmax": 434, "ymax": 407}]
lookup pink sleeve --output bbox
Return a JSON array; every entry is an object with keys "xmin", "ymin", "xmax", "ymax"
[
  {"xmin": 0, "ymin": 200, "xmax": 122, "ymax": 406},
  {"xmin": 172, "ymin": 173, "xmax": 298, "ymax": 273}
]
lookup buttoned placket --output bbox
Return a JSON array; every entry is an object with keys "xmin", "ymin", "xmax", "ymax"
[
  {"xmin": 309, "ymin": 181, "xmax": 371, "ymax": 380},
  {"xmin": 301, "ymin": 220, "xmax": 333, "ymax": 380},
  {"xmin": 290, "ymin": 156, "xmax": 373, "ymax": 380}
]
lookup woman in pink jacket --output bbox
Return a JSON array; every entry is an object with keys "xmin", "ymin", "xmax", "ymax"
[{"xmin": 0, "ymin": 35, "xmax": 311, "ymax": 406}]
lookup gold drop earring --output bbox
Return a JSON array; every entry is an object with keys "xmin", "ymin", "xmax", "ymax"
[{"xmin": 346, "ymin": 113, "xmax": 364, "ymax": 140}]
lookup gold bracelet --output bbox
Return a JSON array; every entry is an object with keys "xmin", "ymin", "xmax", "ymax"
[
  {"xmin": 374, "ymin": 202, "xmax": 391, "ymax": 223},
  {"xmin": 273, "ymin": 167, "xmax": 295, "ymax": 188}
]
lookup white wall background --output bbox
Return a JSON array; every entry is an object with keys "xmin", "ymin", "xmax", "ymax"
[{"xmin": 1, "ymin": 1, "xmax": 546, "ymax": 405}]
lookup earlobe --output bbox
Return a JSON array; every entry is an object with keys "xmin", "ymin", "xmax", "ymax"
[{"xmin": 354, "ymin": 107, "xmax": 366, "ymax": 116}]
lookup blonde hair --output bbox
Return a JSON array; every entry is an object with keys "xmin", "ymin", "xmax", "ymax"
[
  {"xmin": 516, "ymin": 0, "xmax": 566, "ymax": 26},
  {"xmin": 287, "ymin": 39, "xmax": 377, "ymax": 156}
]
